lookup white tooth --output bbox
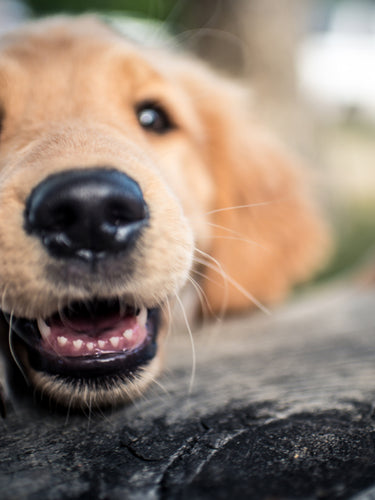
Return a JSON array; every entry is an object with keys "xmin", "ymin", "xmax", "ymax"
[
  {"xmin": 136, "ymin": 307, "xmax": 147, "ymax": 328},
  {"xmin": 57, "ymin": 336, "xmax": 68, "ymax": 346},
  {"xmin": 87, "ymin": 342, "xmax": 94, "ymax": 351},
  {"xmin": 73, "ymin": 339, "xmax": 83, "ymax": 350},
  {"xmin": 98, "ymin": 340, "xmax": 106, "ymax": 349},
  {"xmin": 110, "ymin": 337, "xmax": 120, "ymax": 348},
  {"xmin": 123, "ymin": 329, "xmax": 133, "ymax": 340},
  {"xmin": 37, "ymin": 317, "xmax": 51, "ymax": 339}
]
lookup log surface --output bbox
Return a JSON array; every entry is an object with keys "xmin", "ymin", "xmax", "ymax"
[{"xmin": 1, "ymin": 285, "xmax": 375, "ymax": 500}]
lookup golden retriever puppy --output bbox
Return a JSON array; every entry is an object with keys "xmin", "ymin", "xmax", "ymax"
[{"xmin": 0, "ymin": 16, "xmax": 327, "ymax": 412}]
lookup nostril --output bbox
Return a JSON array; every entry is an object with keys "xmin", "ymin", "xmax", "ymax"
[
  {"xmin": 47, "ymin": 204, "xmax": 77, "ymax": 232},
  {"xmin": 107, "ymin": 210, "xmax": 129, "ymax": 227},
  {"xmin": 24, "ymin": 168, "xmax": 149, "ymax": 261},
  {"xmin": 26, "ymin": 198, "xmax": 78, "ymax": 234},
  {"xmin": 107, "ymin": 200, "xmax": 145, "ymax": 226}
]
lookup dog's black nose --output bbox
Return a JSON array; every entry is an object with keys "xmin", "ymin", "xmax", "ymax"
[{"xmin": 25, "ymin": 168, "xmax": 148, "ymax": 261}]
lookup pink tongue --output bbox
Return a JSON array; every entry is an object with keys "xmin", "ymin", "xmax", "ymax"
[{"xmin": 43, "ymin": 314, "xmax": 147, "ymax": 357}]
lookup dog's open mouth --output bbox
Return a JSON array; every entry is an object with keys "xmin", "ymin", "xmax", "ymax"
[{"xmin": 5, "ymin": 300, "xmax": 160, "ymax": 379}]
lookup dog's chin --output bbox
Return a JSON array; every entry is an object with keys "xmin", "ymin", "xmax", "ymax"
[{"xmin": 4, "ymin": 299, "xmax": 163, "ymax": 409}]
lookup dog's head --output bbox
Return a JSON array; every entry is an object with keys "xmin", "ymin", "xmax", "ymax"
[{"xmin": 0, "ymin": 16, "xmax": 328, "ymax": 409}]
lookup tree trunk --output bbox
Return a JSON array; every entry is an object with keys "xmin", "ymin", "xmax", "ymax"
[{"xmin": 179, "ymin": 0, "xmax": 312, "ymax": 149}]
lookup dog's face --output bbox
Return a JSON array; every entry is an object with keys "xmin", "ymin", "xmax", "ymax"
[{"xmin": 0, "ymin": 17, "xmax": 328, "ymax": 409}]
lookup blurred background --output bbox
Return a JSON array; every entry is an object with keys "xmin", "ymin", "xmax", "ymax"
[{"xmin": 1, "ymin": 0, "xmax": 374, "ymax": 283}]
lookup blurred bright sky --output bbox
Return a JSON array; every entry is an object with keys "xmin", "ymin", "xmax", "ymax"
[{"xmin": 299, "ymin": 0, "xmax": 375, "ymax": 121}]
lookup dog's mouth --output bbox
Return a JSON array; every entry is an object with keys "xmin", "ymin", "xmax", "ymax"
[{"xmin": 5, "ymin": 299, "xmax": 160, "ymax": 379}]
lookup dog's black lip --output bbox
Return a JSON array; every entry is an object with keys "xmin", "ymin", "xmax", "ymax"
[{"xmin": 4, "ymin": 307, "xmax": 160, "ymax": 378}]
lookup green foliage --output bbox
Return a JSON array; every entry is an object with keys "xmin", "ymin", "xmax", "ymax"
[
  {"xmin": 25, "ymin": 0, "xmax": 176, "ymax": 19},
  {"xmin": 318, "ymin": 200, "xmax": 375, "ymax": 281}
]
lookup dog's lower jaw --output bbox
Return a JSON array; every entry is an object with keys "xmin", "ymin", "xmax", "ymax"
[
  {"xmin": 19, "ymin": 342, "xmax": 164, "ymax": 410},
  {"xmin": 7, "ymin": 302, "xmax": 168, "ymax": 410}
]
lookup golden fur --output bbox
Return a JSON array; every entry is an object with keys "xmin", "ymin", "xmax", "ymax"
[{"xmin": 0, "ymin": 16, "xmax": 328, "ymax": 409}]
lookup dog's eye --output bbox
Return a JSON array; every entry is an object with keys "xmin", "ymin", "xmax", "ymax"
[{"xmin": 136, "ymin": 102, "xmax": 174, "ymax": 134}]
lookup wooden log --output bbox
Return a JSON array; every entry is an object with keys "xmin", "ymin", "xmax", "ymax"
[{"xmin": 1, "ymin": 285, "xmax": 375, "ymax": 499}]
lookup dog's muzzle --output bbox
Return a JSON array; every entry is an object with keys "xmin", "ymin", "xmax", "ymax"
[{"xmin": 5, "ymin": 167, "xmax": 162, "ymax": 407}]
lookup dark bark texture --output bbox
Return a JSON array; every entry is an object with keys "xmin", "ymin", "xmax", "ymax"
[{"xmin": 1, "ymin": 285, "xmax": 375, "ymax": 499}]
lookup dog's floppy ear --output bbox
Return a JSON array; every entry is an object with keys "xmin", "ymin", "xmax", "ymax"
[{"xmin": 180, "ymin": 68, "xmax": 329, "ymax": 314}]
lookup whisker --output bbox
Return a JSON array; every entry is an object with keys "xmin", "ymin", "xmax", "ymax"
[
  {"xmin": 65, "ymin": 393, "xmax": 74, "ymax": 426},
  {"xmin": 174, "ymin": 293, "xmax": 196, "ymax": 395},
  {"xmin": 186, "ymin": 275, "xmax": 210, "ymax": 317},
  {"xmin": 163, "ymin": 297, "xmax": 173, "ymax": 342},
  {"xmin": 94, "ymin": 403, "xmax": 114, "ymax": 428},
  {"xmin": 1, "ymin": 285, "xmax": 9, "ymax": 312},
  {"xmin": 194, "ymin": 258, "xmax": 229, "ymax": 319},
  {"xmin": 194, "ymin": 248, "xmax": 225, "ymax": 275},
  {"xmin": 122, "ymin": 377, "xmax": 142, "ymax": 408},
  {"xmin": 195, "ymin": 246, "xmax": 230, "ymax": 286},
  {"xmin": 153, "ymin": 0, "xmax": 225, "ymax": 48},
  {"xmin": 190, "ymin": 268, "xmax": 228, "ymax": 294},
  {"xmin": 190, "ymin": 267, "xmax": 216, "ymax": 281},
  {"xmin": 207, "ymin": 222, "xmax": 268, "ymax": 251},
  {"xmin": 194, "ymin": 248, "xmax": 270, "ymax": 315},
  {"xmin": 148, "ymin": 372, "xmax": 171, "ymax": 397},
  {"xmin": 193, "ymin": 248, "xmax": 230, "ymax": 317},
  {"xmin": 8, "ymin": 311, "xmax": 29, "ymax": 384},
  {"xmin": 187, "ymin": 272, "xmax": 225, "ymax": 324},
  {"xmin": 210, "ymin": 234, "xmax": 269, "ymax": 247},
  {"xmin": 58, "ymin": 298, "xmax": 69, "ymax": 328},
  {"xmin": 151, "ymin": 0, "xmax": 188, "ymax": 43},
  {"xmin": 86, "ymin": 392, "xmax": 93, "ymax": 431},
  {"xmin": 206, "ymin": 200, "xmax": 281, "ymax": 216}
]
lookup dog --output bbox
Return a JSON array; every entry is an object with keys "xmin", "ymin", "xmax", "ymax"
[{"xmin": 0, "ymin": 16, "xmax": 328, "ymax": 413}]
